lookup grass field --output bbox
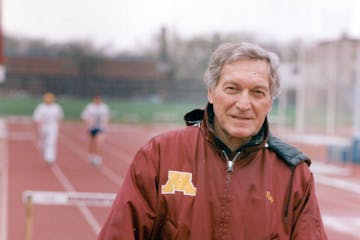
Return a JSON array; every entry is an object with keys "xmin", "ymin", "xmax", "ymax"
[{"xmin": 0, "ymin": 95, "xmax": 204, "ymax": 124}]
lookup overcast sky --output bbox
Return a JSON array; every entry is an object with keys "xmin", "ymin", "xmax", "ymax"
[{"xmin": 3, "ymin": 0, "xmax": 360, "ymax": 51}]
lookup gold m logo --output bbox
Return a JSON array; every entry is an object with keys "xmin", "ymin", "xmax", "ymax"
[{"xmin": 161, "ymin": 171, "xmax": 197, "ymax": 196}]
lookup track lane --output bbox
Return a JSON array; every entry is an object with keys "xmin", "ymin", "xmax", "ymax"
[
  {"xmin": 7, "ymin": 120, "xmax": 119, "ymax": 239},
  {"xmin": 6, "ymin": 121, "xmax": 84, "ymax": 240}
]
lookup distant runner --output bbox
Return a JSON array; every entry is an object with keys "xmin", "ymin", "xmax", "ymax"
[
  {"xmin": 81, "ymin": 95, "xmax": 110, "ymax": 166},
  {"xmin": 33, "ymin": 92, "xmax": 63, "ymax": 165}
]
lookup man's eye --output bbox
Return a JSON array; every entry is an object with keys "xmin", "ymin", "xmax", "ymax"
[
  {"xmin": 225, "ymin": 86, "xmax": 237, "ymax": 92},
  {"xmin": 253, "ymin": 90, "xmax": 266, "ymax": 97}
]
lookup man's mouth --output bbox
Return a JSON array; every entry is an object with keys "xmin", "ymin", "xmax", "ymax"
[{"xmin": 230, "ymin": 114, "xmax": 253, "ymax": 120}]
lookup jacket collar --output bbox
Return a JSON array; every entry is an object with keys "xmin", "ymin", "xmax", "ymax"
[{"xmin": 184, "ymin": 103, "xmax": 269, "ymax": 155}]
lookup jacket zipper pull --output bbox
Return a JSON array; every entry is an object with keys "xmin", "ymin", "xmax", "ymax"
[
  {"xmin": 223, "ymin": 151, "xmax": 241, "ymax": 172},
  {"xmin": 227, "ymin": 160, "xmax": 234, "ymax": 172}
]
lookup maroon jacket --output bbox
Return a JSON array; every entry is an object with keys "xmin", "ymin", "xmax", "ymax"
[{"xmin": 98, "ymin": 106, "xmax": 327, "ymax": 240}]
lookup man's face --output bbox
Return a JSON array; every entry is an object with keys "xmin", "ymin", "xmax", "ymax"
[{"xmin": 208, "ymin": 59, "xmax": 272, "ymax": 149}]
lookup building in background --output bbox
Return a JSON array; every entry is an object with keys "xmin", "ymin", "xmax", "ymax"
[
  {"xmin": 0, "ymin": 26, "xmax": 211, "ymax": 103},
  {"xmin": 296, "ymin": 34, "xmax": 360, "ymax": 135},
  {"xmin": 3, "ymin": 56, "xmax": 171, "ymax": 99}
]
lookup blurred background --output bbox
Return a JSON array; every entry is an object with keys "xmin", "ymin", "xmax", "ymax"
[
  {"xmin": 2, "ymin": 1, "xmax": 360, "ymax": 239},
  {"xmin": 1, "ymin": 0, "xmax": 360, "ymax": 161}
]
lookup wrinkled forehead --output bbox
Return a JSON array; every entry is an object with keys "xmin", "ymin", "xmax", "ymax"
[{"xmin": 221, "ymin": 58, "xmax": 271, "ymax": 79}]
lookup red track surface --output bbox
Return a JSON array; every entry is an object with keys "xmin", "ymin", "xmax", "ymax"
[{"xmin": 1, "ymin": 118, "xmax": 360, "ymax": 240}]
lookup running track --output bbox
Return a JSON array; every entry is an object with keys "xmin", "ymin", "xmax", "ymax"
[{"xmin": 0, "ymin": 117, "xmax": 359, "ymax": 240}]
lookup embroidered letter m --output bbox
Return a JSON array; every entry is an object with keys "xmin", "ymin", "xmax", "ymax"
[{"xmin": 161, "ymin": 171, "xmax": 197, "ymax": 196}]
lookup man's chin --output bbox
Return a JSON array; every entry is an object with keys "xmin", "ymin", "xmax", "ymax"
[{"xmin": 228, "ymin": 129, "xmax": 253, "ymax": 140}]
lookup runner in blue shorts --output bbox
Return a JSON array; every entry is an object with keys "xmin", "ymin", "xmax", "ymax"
[{"xmin": 81, "ymin": 96, "xmax": 110, "ymax": 166}]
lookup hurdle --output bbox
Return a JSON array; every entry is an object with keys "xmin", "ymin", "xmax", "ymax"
[{"xmin": 22, "ymin": 190, "xmax": 116, "ymax": 240}]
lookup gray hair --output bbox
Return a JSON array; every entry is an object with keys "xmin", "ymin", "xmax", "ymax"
[{"xmin": 204, "ymin": 42, "xmax": 281, "ymax": 99}]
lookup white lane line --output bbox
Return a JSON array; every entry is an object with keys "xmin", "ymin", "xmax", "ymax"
[
  {"xmin": 311, "ymin": 162, "xmax": 360, "ymax": 196},
  {"xmin": 315, "ymin": 175, "xmax": 360, "ymax": 196},
  {"xmin": 99, "ymin": 165, "xmax": 123, "ymax": 186},
  {"xmin": 0, "ymin": 119, "xmax": 6, "ymax": 138},
  {"xmin": 59, "ymin": 133, "xmax": 123, "ymax": 185},
  {"xmin": 0, "ymin": 119, "xmax": 8, "ymax": 240},
  {"xmin": 51, "ymin": 164, "xmax": 77, "ymax": 193},
  {"xmin": 323, "ymin": 216, "xmax": 360, "ymax": 238},
  {"xmin": 281, "ymin": 133, "xmax": 350, "ymax": 146},
  {"xmin": 311, "ymin": 162, "xmax": 351, "ymax": 176},
  {"xmin": 50, "ymin": 165, "xmax": 101, "ymax": 234},
  {"xmin": 29, "ymin": 138, "xmax": 102, "ymax": 235}
]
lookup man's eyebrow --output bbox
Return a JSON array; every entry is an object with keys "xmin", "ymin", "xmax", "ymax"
[{"xmin": 254, "ymin": 85, "xmax": 270, "ymax": 90}]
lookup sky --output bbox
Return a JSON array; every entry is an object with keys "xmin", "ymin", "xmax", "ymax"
[{"xmin": 3, "ymin": 0, "xmax": 360, "ymax": 52}]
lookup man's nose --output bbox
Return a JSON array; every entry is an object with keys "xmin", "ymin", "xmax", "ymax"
[{"xmin": 235, "ymin": 91, "xmax": 251, "ymax": 111}]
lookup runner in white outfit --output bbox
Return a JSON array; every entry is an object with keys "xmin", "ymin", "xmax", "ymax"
[
  {"xmin": 81, "ymin": 96, "xmax": 110, "ymax": 165},
  {"xmin": 32, "ymin": 93, "xmax": 64, "ymax": 165}
]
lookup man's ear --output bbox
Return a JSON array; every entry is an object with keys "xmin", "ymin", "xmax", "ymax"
[{"xmin": 207, "ymin": 88, "xmax": 214, "ymax": 104}]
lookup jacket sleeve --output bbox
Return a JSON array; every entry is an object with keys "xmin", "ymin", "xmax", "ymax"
[
  {"xmin": 291, "ymin": 163, "xmax": 328, "ymax": 240},
  {"xmin": 97, "ymin": 139, "xmax": 160, "ymax": 240}
]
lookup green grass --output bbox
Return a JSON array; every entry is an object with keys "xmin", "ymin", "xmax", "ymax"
[
  {"xmin": 0, "ymin": 96, "xmax": 40, "ymax": 116},
  {"xmin": 0, "ymin": 96, "xmax": 204, "ymax": 124},
  {"xmin": 108, "ymin": 101, "xmax": 202, "ymax": 123}
]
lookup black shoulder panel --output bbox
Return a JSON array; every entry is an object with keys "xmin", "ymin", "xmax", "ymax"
[
  {"xmin": 184, "ymin": 109, "xmax": 204, "ymax": 126},
  {"xmin": 267, "ymin": 134, "xmax": 311, "ymax": 168}
]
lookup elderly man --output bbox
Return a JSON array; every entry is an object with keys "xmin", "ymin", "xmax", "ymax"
[{"xmin": 98, "ymin": 42, "xmax": 327, "ymax": 239}]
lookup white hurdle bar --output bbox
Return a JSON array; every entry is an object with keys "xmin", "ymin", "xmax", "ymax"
[{"xmin": 22, "ymin": 190, "xmax": 116, "ymax": 240}]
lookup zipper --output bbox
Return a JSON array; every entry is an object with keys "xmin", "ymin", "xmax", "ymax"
[
  {"xmin": 222, "ymin": 151, "xmax": 241, "ymax": 172},
  {"xmin": 220, "ymin": 150, "xmax": 241, "ymax": 238}
]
